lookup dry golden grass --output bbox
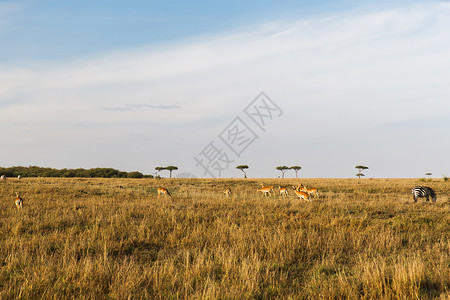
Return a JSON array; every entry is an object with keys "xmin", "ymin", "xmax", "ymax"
[{"xmin": 0, "ymin": 177, "xmax": 449, "ymax": 299}]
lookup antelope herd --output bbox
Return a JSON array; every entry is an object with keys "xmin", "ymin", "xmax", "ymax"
[
  {"xmin": 155, "ymin": 183, "xmax": 319, "ymax": 202},
  {"xmin": 7, "ymin": 180, "xmax": 439, "ymax": 213}
]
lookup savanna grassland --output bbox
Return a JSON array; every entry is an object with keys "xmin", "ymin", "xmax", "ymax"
[{"xmin": 0, "ymin": 177, "xmax": 448, "ymax": 299}]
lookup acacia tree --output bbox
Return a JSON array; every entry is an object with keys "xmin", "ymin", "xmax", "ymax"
[
  {"xmin": 236, "ymin": 165, "xmax": 249, "ymax": 178},
  {"xmin": 355, "ymin": 165, "xmax": 369, "ymax": 179},
  {"xmin": 155, "ymin": 167, "xmax": 165, "ymax": 177},
  {"xmin": 276, "ymin": 166, "xmax": 290, "ymax": 178},
  {"xmin": 290, "ymin": 166, "xmax": 302, "ymax": 179},
  {"xmin": 165, "ymin": 166, "xmax": 178, "ymax": 178}
]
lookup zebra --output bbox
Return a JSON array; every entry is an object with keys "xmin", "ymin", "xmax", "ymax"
[{"xmin": 411, "ymin": 186, "xmax": 436, "ymax": 203}]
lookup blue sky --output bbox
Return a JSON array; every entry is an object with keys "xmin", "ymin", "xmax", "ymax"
[
  {"xmin": 0, "ymin": 0, "xmax": 404, "ymax": 62},
  {"xmin": 1, "ymin": 1, "xmax": 450, "ymax": 178}
]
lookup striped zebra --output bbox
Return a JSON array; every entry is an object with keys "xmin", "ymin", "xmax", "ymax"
[{"xmin": 411, "ymin": 186, "xmax": 436, "ymax": 203}]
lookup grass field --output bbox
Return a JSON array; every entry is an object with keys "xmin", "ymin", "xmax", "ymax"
[{"xmin": 0, "ymin": 177, "xmax": 449, "ymax": 299}]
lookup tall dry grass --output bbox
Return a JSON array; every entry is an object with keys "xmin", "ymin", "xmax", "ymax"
[{"xmin": 0, "ymin": 177, "xmax": 448, "ymax": 299}]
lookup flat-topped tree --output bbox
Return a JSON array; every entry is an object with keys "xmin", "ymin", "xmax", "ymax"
[
  {"xmin": 155, "ymin": 167, "xmax": 165, "ymax": 177},
  {"xmin": 165, "ymin": 166, "xmax": 178, "ymax": 178},
  {"xmin": 276, "ymin": 166, "xmax": 289, "ymax": 179},
  {"xmin": 236, "ymin": 165, "xmax": 249, "ymax": 178},
  {"xmin": 290, "ymin": 166, "xmax": 301, "ymax": 179},
  {"xmin": 355, "ymin": 165, "xmax": 369, "ymax": 179}
]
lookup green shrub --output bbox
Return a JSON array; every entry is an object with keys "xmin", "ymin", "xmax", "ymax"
[{"xmin": 0, "ymin": 166, "xmax": 151, "ymax": 178}]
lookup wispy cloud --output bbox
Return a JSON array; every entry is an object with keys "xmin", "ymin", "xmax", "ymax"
[
  {"xmin": 102, "ymin": 104, "xmax": 182, "ymax": 111},
  {"xmin": 1, "ymin": 2, "xmax": 449, "ymax": 176}
]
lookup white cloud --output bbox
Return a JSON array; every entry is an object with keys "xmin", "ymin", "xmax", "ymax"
[{"xmin": 1, "ymin": 2, "xmax": 450, "ymax": 177}]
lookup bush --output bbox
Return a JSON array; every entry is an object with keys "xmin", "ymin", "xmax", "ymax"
[
  {"xmin": 128, "ymin": 171, "xmax": 144, "ymax": 179},
  {"xmin": 0, "ymin": 166, "xmax": 151, "ymax": 178}
]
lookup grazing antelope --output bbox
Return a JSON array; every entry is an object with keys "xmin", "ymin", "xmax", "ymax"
[
  {"xmin": 15, "ymin": 192, "xmax": 23, "ymax": 211},
  {"xmin": 292, "ymin": 184, "xmax": 303, "ymax": 192},
  {"xmin": 17, "ymin": 175, "xmax": 21, "ymax": 180},
  {"xmin": 292, "ymin": 188, "xmax": 310, "ymax": 201},
  {"xmin": 1, "ymin": 175, "xmax": 5, "ymax": 180},
  {"xmin": 279, "ymin": 186, "xmax": 288, "ymax": 197},
  {"xmin": 260, "ymin": 183, "xmax": 274, "ymax": 192},
  {"xmin": 257, "ymin": 186, "xmax": 273, "ymax": 197},
  {"xmin": 224, "ymin": 188, "xmax": 231, "ymax": 197},
  {"xmin": 305, "ymin": 187, "xmax": 319, "ymax": 198},
  {"xmin": 296, "ymin": 185, "xmax": 318, "ymax": 198},
  {"xmin": 157, "ymin": 187, "xmax": 171, "ymax": 197}
]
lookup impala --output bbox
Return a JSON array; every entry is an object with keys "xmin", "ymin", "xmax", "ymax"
[
  {"xmin": 224, "ymin": 188, "xmax": 231, "ymax": 197},
  {"xmin": 261, "ymin": 183, "xmax": 273, "ymax": 191},
  {"xmin": 260, "ymin": 183, "xmax": 274, "ymax": 192},
  {"xmin": 279, "ymin": 186, "xmax": 288, "ymax": 196},
  {"xmin": 157, "ymin": 187, "xmax": 171, "ymax": 197},
  {"xmin": 292, "ymin": 188, "xmax": 310, "ymax": 201},
  {"xmin": 15, "ymin": 192, "xmax": 23, "ymax": 211},
  {"xmin": 257, "ymin": 186, "xmax": 272, "ymax": 197},
  {"xmin": 292, "ymin": 184, "xmax": 304, "ymax": 192},
  {"xmin": 307, "ymin": 188, "xmax": 318, "ymax": 198},
  {"xmin": 301, "ymin": 186, "xmax": 318, "ymax": 198}
]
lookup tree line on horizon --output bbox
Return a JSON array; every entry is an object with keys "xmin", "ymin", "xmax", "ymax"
[
  {"xmin": 236, "ymin": 165, "xmax": 302, "ymax": 178},
  {"xmin": 237, "ymin": 165, "xmax": 371, "ymax": 178},
  {"xmin": 0, "ymin": 164, "xmax": 373, "ymax": 179},
  {"xmin": 0, "ymin": 166, "xmax": 152, "ymax": 179}
]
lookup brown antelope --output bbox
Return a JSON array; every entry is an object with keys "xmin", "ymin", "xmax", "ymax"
[
  {"xmin": 299, "ymin": 185, "xmax": 308, "ymax": 192},
  {"xmin": 279, "ymin": 186, "xmax": 288, "ymax": 197},
  {"xmin": 260, "ymin": 183, "xmax": 274, "ymax": 192},
  {"xmin": 257, "ymin": 186, "xmax": 272, "ymax": 197},
  {"xmin": 157, "ymin": 187, "xmax": 171, "ymax": 197},
  {"xmin": 306, "ymin": 187, "xmax": 318, "ymax": 198},
  {"xmin": 224, "ymin": 188, "xmax": 231, "ymax": 197},
  {"xmin": 300, "ymin": 186, "xmax": 318, "ymax": 198},
  {"xmin": 261, "ymin": 183, "xmax": 273, "ymax": 190},
  {"xmin": 292, "ymin": 184, "xmax": 304, "ymax": 192},
  {"xmin": 292, "ymin": 188, "xmax": 310, "ymax": 201},
  {"xmin": 15, "ymin": 192, "xmax": 23, "ymax": 211}
]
